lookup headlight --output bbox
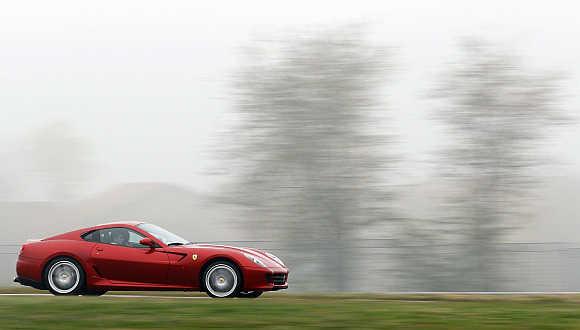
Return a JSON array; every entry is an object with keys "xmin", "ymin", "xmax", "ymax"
[
  {"xmin": 243, "ymin": 253, "xmax": 266, "ymax": 267},
  {"xmin": 265, "ymin": 252, "xmax": 285, "ymax": 267}
]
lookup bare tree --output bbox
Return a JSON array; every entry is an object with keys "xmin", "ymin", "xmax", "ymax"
[
  {"xmin": 407, "ymin": 39, "xmax": 567, "ymax": 291},
  {"xmin": 29, "ymin": 121, "xmax": 93, "ymax": 201},
  {"xmin": 219, "ymin": 26, "xmax": 396, "ymax": 291}
]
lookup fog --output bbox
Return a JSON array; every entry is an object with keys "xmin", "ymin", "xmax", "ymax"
[{"xmin": 1, "ymin": 1, "xmax": 580, "ymax": 291}]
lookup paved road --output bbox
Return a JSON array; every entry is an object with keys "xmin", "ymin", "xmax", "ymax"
[{"xmin": 0, "ymin": 293, "xmax": 209, "ymax": 299}]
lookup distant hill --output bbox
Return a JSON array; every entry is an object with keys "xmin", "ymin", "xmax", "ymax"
[
  {"xmin": 1, "ymin": 182, "xmax": 240, "ymax": 243},
  {"xmin": 2, "ymin": 176, "xmax": 578, "ymax": 244}
]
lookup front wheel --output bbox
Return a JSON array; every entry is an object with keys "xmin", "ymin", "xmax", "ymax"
[
  {"xmin": 237, "ymin": 291, "xmax": 263, "ymax": 298},
  {"xmin": 202, "ymin": 261, "xmax": 241, "ymax": 298}
]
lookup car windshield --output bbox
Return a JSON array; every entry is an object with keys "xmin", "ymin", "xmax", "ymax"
[{"xmin": 137, "ymin": 223, "xmax": 191, "ymax": 246}]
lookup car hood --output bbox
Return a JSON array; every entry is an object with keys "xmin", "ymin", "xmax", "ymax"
[{"xmin": 188, "ymin": 243, "xmax": 286, "ymax": 268}]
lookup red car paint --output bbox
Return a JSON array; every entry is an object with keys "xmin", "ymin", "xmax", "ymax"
[{"xmin": 15, "ymin": 222, "xmax": 288, "ymax": 294}]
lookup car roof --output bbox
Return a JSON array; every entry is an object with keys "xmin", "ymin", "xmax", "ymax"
[
  {"xmin": 93, "ymin": 221, "xmax": 145, "ymax": 227},
  {"xmin": 43, "ymin": 221, "xmax": 148, "ymax": 241}
]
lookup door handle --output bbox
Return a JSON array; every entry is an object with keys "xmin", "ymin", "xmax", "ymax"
[{"xmin": 95, "ymin": 247, "xmax": 104, "ymax": 252}]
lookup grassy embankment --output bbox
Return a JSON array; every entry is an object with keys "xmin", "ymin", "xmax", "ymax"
[{"xmin": 2, "ymin": 290, "xmax": 580, "ymax": 329}]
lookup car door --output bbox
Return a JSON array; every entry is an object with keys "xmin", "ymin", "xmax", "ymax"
[{"xmin": 89, "ymin": 227, "xmax": 169, "ymax": 285}]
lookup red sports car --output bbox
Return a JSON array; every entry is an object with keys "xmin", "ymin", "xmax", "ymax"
[{"xmin": 14, "ymin": 222, "xmax": 288, "ymax": 298}]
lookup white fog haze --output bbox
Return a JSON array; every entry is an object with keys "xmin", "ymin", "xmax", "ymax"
[{"xmin": 1, "ymin": 0, "xmax": 580, "ymax": 290}]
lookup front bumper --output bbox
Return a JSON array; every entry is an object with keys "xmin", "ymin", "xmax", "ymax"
[{"xmin": 242, "ymin": 266, "xmax": 289, "ymax": 291}]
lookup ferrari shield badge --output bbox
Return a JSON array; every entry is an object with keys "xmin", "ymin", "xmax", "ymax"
[{"xmin": 192, "ymin": 254, "xmax": 198, "ymax": 261}]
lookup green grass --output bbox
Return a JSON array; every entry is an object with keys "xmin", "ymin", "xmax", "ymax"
[{"xmin": 2, "ymin": 293, "xmax": 580, "ymax": 329}]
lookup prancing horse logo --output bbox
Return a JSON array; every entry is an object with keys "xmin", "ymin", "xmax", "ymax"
[{"xmin": 192, "ymin": 254, "xmax": 198, "ymax": 261}]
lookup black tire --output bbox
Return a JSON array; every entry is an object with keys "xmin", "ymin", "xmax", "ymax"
[
  {"xmin": 237, "ymin": 291, "xmax": 263, "ymax": 298},
  {"xmin": 82, "ymin": 289, "xmax": 107, "ymax": 296},
  {"xmin": 202, "ymin": 261, "xmax": 242, "ymax": 298},
  {"xmin": 43, "ymin": 257, "xmax": 85, "ymax": 296}
]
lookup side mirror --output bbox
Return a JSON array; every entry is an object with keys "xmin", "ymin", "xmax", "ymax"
[{"xmin": 140, "ymin": 238, "xmax": 156, "ymax": 248}]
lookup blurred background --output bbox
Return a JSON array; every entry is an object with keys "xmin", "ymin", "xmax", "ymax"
[{"xmin": 1, "ymin": 0, "xmax": 579, "ymax": 292}]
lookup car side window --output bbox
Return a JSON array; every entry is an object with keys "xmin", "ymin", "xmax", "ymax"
[
  {"xmin": 81, "ymin": 230, "xmax": 100, "ymax": 242},
  {"xmin": 82, "ymin": 228, "xmax": 149, "ymax": 248}
]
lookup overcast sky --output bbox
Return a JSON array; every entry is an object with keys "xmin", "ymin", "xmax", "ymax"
[{"xmin": 1, "ymin": 0, "xmax": 579, "ymax": 196}]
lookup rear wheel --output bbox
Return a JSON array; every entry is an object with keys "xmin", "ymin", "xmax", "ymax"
[
  {"xmin": 44, "ymin": 257, "xmax": 85, "ymax": 295},
  {"xmin": 237, "ymin": 291, "xmax": 263, "ymax": 298},
  {"xmin": 202, "ymin": 261, "xmax": 241, "ymax": 298}
]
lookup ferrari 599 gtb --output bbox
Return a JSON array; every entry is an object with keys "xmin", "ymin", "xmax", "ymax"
[{"xmin": 14, "ymin": 222, "xmax": 288, "ymax": 298}]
